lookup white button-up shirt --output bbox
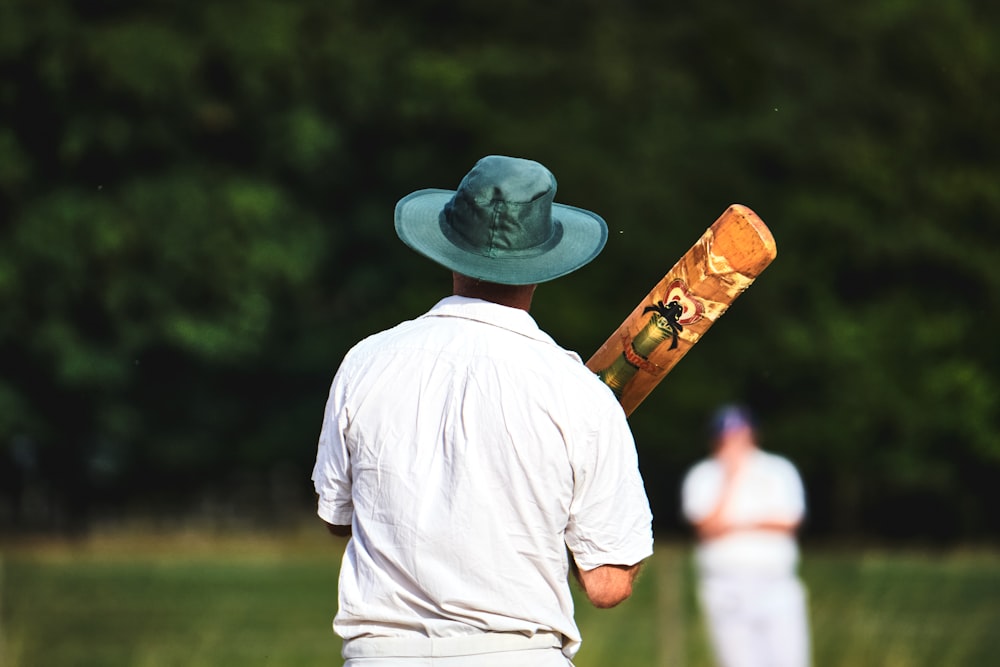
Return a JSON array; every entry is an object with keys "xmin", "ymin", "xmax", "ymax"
[
  {"xmin": 682, "ymin": 450, "xmax": 805, "ymax": 577},
  {"xmin": 313, "ymin": 296, "xmax": 653, "ymax": 658}
]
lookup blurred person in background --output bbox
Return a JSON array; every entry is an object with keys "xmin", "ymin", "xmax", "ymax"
[
  {"xmin": 312, "ymin": 155, "xmax": 654, "ymax": 667},
  {"xmin": 681, "ymin": 404, "xmax": 810, "ymax": 667}
]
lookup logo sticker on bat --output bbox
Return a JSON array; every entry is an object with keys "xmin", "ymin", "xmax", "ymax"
[
  {"xmin": 596, "ymin": 279, "xmax": 705, "ymax": 398},
  {"xmin": 641, "ymin": 279, "xmax": 705, "ymax": 350}
]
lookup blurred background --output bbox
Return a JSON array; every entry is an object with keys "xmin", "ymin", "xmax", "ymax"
[
  {"xmin": 3, "ymin": 0, "xmax": 997, "ymax": 543},
  {"xmin": 0, "ymin": 0, "xmax": 998, "ymax": 664}
]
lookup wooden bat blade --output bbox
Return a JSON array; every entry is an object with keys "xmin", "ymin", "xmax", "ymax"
[{"xmin": 586, "ymin": 204, "xmax": 777, "ymax": 416}]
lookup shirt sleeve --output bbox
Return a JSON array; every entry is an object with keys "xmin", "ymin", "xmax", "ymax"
[
  {"xmin": 311, "ymin": 366, "xmax": 354, "ymax": 526},
  {"xmin": 564, "ymin": 400, "xmax": 654, "ymax": 571},
  {"xmin": 680, "ymin": 461, "xmax": 720, "ymax": 524},
  {"xmin": 772, "ymin": 457, "xmax": 806, "ymax": 523}
]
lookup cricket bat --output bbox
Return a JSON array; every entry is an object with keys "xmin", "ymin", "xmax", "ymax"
[{"xmin": 586, "ymin": 204, "xmax": 777, "ymax": 416}]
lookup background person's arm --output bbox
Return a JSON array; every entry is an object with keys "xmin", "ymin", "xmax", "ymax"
[
  {"xmin": 690, "ymin": 466, "xmax": 742, "ymax": 540},
  {"xmin": 696, "ymin": 515, "xmax": 800, "ymax": 540}
]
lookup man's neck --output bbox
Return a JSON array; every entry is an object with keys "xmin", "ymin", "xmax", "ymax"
[{"xmin": 452, "ymin": 273, "xmax": 537, "ymax": 311}]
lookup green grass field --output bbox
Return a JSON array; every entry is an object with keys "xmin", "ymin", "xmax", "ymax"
[{"xmin": 2, "ymin": 526, "xmax": 998, "ymax": 666}]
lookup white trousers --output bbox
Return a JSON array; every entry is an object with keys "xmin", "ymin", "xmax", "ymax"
[
  {"xmin": 699, "ymin": 574, "xmax": 810, "ymax": 667},
  {"xmin": 342, "ymin": 631, "xmax": 573, "ymax": 667}
]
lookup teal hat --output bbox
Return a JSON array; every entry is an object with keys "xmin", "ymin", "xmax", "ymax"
[{"xmin": 394, "ymin": 155, "xmax": 609, "ymax": 285}]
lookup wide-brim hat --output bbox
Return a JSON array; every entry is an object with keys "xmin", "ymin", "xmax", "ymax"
[{"xmin": 394, "ymin": 155, "xmax": 608, "ymax": 285}]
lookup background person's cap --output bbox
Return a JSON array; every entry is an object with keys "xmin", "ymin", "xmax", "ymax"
[{"xmin": 709, "ymin": 404, "xmax": 755, "ymax": 439}]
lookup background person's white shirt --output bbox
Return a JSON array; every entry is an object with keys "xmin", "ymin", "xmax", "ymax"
[
  {"xmin": 682, "ymin": 450, "xmax": 805, "ymax": 576},
  {"xmin": 313, "ymin": 296, "xmax": 654, "ymax": 659}
]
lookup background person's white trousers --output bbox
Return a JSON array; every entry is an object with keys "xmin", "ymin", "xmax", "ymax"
[
  {"xmin": 699, "ymin": 573, "xmax": 811, "ymax": 667},
  {"xmin": 342, "ymin": 631, "xmax": 573, "ymax": 666}
]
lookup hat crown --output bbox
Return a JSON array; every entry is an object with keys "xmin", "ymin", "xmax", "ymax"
[
  {"xmin": 393, "ymin": 154, "xmax": 608, "ymax": 285},
  {"xmin": 442, "ymin": 156, "xmax": 562, "ymax": 258}
]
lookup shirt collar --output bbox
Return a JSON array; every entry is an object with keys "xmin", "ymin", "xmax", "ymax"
[{"xmin": 421, "ymin": 295, "xmax": 563, "ymax": 349}]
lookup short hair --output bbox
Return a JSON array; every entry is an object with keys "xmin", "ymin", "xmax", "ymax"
[{"xmin": 708, "ymin": 404, "xmax": 755, "ymax": 440}]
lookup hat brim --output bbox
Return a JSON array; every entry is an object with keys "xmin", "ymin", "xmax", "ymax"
[{"xmin": 395, "ymin": 189, "xmax": 609, "ymax": 285}]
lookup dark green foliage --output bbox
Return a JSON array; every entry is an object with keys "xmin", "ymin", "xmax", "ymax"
[{"xmin": 1, "ymin": 0, "xmax": 998, "ymax": 540}]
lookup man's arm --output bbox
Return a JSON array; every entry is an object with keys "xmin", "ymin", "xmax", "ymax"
[
  {"xmin": 324, "ymin": 521, "xmax": 351, "ymax": 538},
  {"xmin": 572, "ymin": 562, "xmax": 643, "ymax": 609}
]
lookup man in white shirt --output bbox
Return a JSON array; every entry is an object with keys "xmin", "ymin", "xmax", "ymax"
[
  {"xmin": 312, "ymin": 156, "xmax": 654, "ymax": 666},
  {"xmin": 681, "ymin": 405, "xmax": 811, "ymax": 667}
]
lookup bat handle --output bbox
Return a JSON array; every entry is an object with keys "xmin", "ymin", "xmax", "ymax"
[{"xmin": 595, "ymin": 315, "xmax": 673, "ymax": 397}]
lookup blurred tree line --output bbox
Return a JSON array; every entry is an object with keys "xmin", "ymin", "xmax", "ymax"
[{"xmin": 1, "ymin": 0, "xmax": 998, "ymax": 542}]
